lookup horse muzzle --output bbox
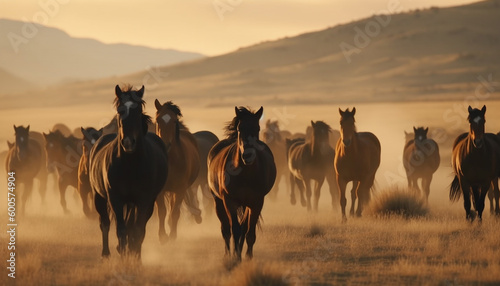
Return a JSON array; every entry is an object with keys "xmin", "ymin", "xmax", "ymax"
[
  {"xmin": 343, "ymin": 139, "xmax": 352, "ymax": 147},
  {"xmin": 473, "ymin": 138, "xmax": 484, "ymax": 149},
  {"xmin": 241, "ymin": 149, "xmax": 257, "ymax": 165},
  {"xmin": 121, "ymin": 137, "xmax": 136, "ymax": 153}
]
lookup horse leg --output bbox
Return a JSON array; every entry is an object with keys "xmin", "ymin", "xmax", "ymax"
[
  {"xmin": 79, "ymin": 180, "xmax": 93, "ymax": 219},
  {"xmin": 185, "ymin": 185, "xmax": 203, "ymax": 224},
  {"xmin": 168, "ymin": 192, "xmax": 184, "ymax": 240},
  {"xmin": 350, "ymin": 181, "xmax": 359, "ymax": 217},
  {"xmin": 493, "ymin": 179, "xmax": 500, "ymax": 216},
  {"xmin": 304, "ymin": 179, "xmax": 312, "ymax": 211},
  {"xmin": 356, "ymin": 179, "xmax": 373, "ymax": 217},
  {"xmin": 130, "ymin": 202, "xmax": 155, "ymax": 260},
  {"xmin": 239, "ymin": 208, "xmax": 250, "ymax": 256},
  {"xmin": 487, "ymin": 187, "xmax": 494, "ymax": 215},
  {"xmin": 37, "ymin": 171, "xmax": 48, "ymax": 205},
  {"xmin": 476, "ymin": 184, "xmax": 490, "ymax": 222},
  {"xmin": 289, "ymin": 173, "xmax": 297, "ymax": 205},
  {"xmin": 94, "ymin": 194, "xmax": 110, "ymax": 257},
  {"xmin": 58, "ymin": 179, "xmax": 70, "ymax": 214},
  {"xmin": 155, "ymin": 193, "xmax": 168, "ymax": 243},
  {"xmin": 214, "ymin": 195, "xmax": 231, "ymax": 256},
  {"xmin": 326, "ymin": 169, "xmax": 339, "ymax": 209},
  {"xmin": 201, "ymin": 183, "xmax": 214, "ymax": 218},
  {"xmin": 460, "ymin": 181, "xmax": 474, "ymax": 221},
  {"xmin": 246, "ymin": 200, "xmax": 264, "ymax": 259},
  {"xmin": 224, "ymin": 198, "xmax": 242, "ymax": 260},
  {"xmin": 422, "ymin": 175, "xmax": 432, "ymax": 205},
  {"xmin": 337, "ymin": 176, "xmax": 348, "ymax": 222},
  {"xmin": 22, "ymin": 179, "xmax": 34, "ymax": 216},
  {"xmin": 313, "ymin": 178, "xmax": 325, "ymax": 212},
  {"xmin": 109, "ymin": 196, "xmax": 127, "ymax": 256},
  {"xmin": 296, "ymin": 177, "xmax": 307, "ymax": 207}
]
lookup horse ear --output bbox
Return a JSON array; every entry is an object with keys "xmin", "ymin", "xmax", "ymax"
[
  {"xmin": 26, "ymin": 125, "xmax": 30, "ymax": 132},
  {"xmin": 7, "ymin": 141, "xmax": 14, "ymax": 149},
  {"xmin": 425, "ymin": 127, "xmax": 429, "ymax": 134},
  {"xmin": 154, "ymin": 99, "xmax": 162, "ymax": 111},
  {"xmin": 97, "ymin": 128, "xmax": 103, "ymax": 136},
  {"xmin": 137, "ymin": 85, "xmax": 145, "ymax": 98},
  {"xmin": 481, "ymin": 105, "xmax": 486, "ymax": 114},
  {"xmin": 468, "ymin": 106, "xmax": 473, "ymax": 113},
  {"xmin": 13, "ymin": 125, "xmax": 17, "ymax": 131},
  {"xmin": 256, "ymin": 106, "xmax": 264, "ymax": 119},
  {"xmin": 234, "ymin": 106, "xmax": 240, "ymax": 117},
  {"xmin": 413, "ymin": 126, "xmax": 417, "ymax": 132},
  {"xmin": 115, "ymin": 85, "xmax": 122, "ymax": 98},
  {"xmin": 80, "ymin": 127, "xmax": 85, "ymax": 133},
  {"xmin": 352, "ymin": 107, "xmax": 356, "ymax": 116},
  {"xmin": 338, "ymin": 108, "xmax": 343, "ymax": 116},
  {"xmin": 311, "ymin": 120, "xmax": 315, "ymax": 127},
  {"xmin": 404, "ymin": 131, "xmax": 409, "ymax": 136},
  {"xmin": 42, "ymin": 132, "xmax": 47, "ymax": 138}
]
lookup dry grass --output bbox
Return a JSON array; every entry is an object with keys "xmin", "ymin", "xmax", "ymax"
[{"xmin": 367, "ymin": 186, "xmax": 429, "ymax": 219}]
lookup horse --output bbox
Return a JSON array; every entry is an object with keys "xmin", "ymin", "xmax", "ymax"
[
  {"xmin": 286, "ymin": 137, "xmax": 306, "ymax": 206},
  {"xmin": 187, "ymin": 131, "xmax": 220, "ymax": 219},
  {"xmin": 288, "ymin": 121, "xmax": 335, "ymax": 211},
  {"xmin": 77, "ymin": 127, "xmax": 103, "ymax": 218},
  {"xmin": 102, "ymin": 114, "xmax": 155, "ymax": 135},
  {"xmin": 262, "ymin": 120, "xmax": 290, "ymax": 200},
  {"xmin": 43, "ymin": 130, "xmax": 82, "ymax": 214},
  {"xmin": 6, "ymin": 125, "xmax": 46, "ymax": 215},
  {"xmin": 208, "ymin": 106, "xmax": 276, "ymax": 260},
  {"xmin": 154, "ymin": 99, "xmax": 202, "ymax": 242},
  {"xmin": 403, "ymin": 127, "xmax": 440, "ymax": 204},
  {"xmin": 335, "ymin": 108, "xmax": 381, "ymax": 221},
  {"xmin": 450, "ymin": 105, "xmax": 500, "ymax": 221},
  {"xmin": 89, "ymin": 85, "xmax": 168, "ymax": 259}
]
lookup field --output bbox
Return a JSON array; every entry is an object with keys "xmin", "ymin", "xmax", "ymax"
[{"xmin": 2, "ymin": 100, "xmax": 500, "ymax": 285}]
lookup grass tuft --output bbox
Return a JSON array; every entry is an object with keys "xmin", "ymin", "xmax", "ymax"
[{"xmin": 367, "ymin": 186, "xmax": 429, "ymax": 219}]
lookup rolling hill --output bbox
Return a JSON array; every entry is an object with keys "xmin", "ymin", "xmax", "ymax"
[
  {"xmin": 2, "ymin": 0, "xmax": 499, "ymax": 109},
  {"xmin": 0, "ymin": 19, "xmax": 204, "ymax": 90}
]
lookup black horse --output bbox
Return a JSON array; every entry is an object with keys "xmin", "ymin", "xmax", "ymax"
[
  {"xmin": 89, "ymin": 85, "xmax": 168, "ymax": 259},
  {"xmin": 450, "ymin": 106, "xmax": 500, "ymax": 221},
  {"xmin": 208, "ymin": 107, "xmax": 276, "ymax": 260}
]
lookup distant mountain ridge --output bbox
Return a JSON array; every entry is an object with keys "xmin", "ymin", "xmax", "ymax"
[
  {"xmin": 0, "ymin": 18, "xmax": 204, "ymax": 89},
  {"xmin": 1, "ymin": 0, "xmax": 499, "ymax": 109}
]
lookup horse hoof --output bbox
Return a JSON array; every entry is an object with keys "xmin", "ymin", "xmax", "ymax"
[
  {"xmin": 159, "ymin": 234, "xmax": 170, "ymax": 245},
  {"xmin": 341, "ymin": 217, "xmax": 347, "ymax": 224},
  {"xmin": 290, "ymin": 197, "xmax": 296, "ymax": 205}
]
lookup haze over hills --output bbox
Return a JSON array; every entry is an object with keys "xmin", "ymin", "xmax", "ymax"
[
  {"xmin": 2, "ymin": 0, "xmax": 499, "ymax": 110},
  {"xmin": 0, "ymin": 18, "xmax": 204, "ymax": 91}
]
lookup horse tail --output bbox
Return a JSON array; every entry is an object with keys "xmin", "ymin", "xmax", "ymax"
[{"xmin": 449, "ymin": 175, "xmax": 462, "ymax": 202}]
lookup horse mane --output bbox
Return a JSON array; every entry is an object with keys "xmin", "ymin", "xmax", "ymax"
[
  {"xmin": 224, "ymin": 107, "xmax": 256, "ymax": 141},
  {"xmin": 163, "ymin": 101, "xmax": 182, "ymax": 118},
  {"xmin": 313, "ymin": 121, "xmax": 332, "ymax": 132}
]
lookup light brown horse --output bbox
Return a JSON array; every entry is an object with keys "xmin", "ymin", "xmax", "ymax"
[
  {"xmin": 450, "ymin": 106, "xmax": 500, "ymax": 221},
  {"xmin": 403, "ymin": 127, "xmax": 440, "ymax": 204},
  {"xmin": 288, "ymin": 121, "xmax": 334, "ymax": 211},
  {"xmin": 77, "ymin": 127, "xmax": 103, "ymax": 218},
  {"xmin": 6, "ymin": 125, "xmax": 47, "ymax": 215},
  {"xmin": 208, "ymin": 106, "xmax": 276, "ymax": 260},
  {"xmin": 335, "ymin": 108, "xmax": 381, "ymax": 221},
  {"xmin": 154, "ymin": 99, "xmax": 202, "ymax": 242}
]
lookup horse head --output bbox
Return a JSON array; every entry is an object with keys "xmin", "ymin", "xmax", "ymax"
[
  {"xmin": 467, "ymin": 105, "xmax": 486, "ymax": 148},
  {"xmin": 13, "ymin": 125, "xmax": 30, "ymax": 161},
  {"xmin": 339, "ymin": 107, "xmax": 356, "ymax": 147},
  {"xmin": 155, "ymin": 99, "xmax": 182, "ymax": 149},
  {"xmin": 413, "ymin": 127, "xmax": 429, "ymax": 143},
  {"xmin": 235, "ymin": 106, "xmax": 263, "ymax": 165},
  {"xmin": 115, "ymin": 85, "xmax": 148, "ymax": 153}
]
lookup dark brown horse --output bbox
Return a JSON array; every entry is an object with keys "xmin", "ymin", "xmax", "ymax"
[
  {"xmin": 43, "ymin": 130, "xmax": 82, "ymax": 214},
  {"xmin": 6, "ymin": 125, "xmax": 47, "ymax": 215},
  {"xmin": 286, "ymin": 137, "xmax": 306, "ymax": 206},
  {"xmin": 288, "ymin": 121, "xmax": 334, "ymax": 211},
  {"xmin": 208, "ymin": 106, "xmax": 276, "ymax": 260},
  {"xmin": 77, "ymin": 127, "xmax": 103, "ymax": 218},
  {"xmin": 403, "ymin": 127, "xmax": 440, "ymax": 204},
  {"xmin": 262, "ymin": 120, "xmax": 290, "ymax": 200},
  {"xmin": 187, "ymin": 131, "xmax": 220, "ymax": 219},
  {"xmin": 154, "ymin": 99, "xmax": 202, "ymax": 242},
  {"xmin": 89, "ymin": 85, "xmax": 168, "ymax": 259},
  {"xmin": 450, "ymin": 106, "xmax": 500, "ymax": 221},
  {"xmin": 335, "ymin": 108, "xmax": 381, "ymax": 221}
]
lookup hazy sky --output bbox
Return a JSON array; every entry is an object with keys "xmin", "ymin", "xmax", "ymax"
[{"xmin": 1, "ymin": 0, "xmax": 476, "ymax": 55}]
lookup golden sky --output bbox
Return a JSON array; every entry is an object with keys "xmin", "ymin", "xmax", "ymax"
[{"xmin": 1, "ymin": 0, "xmax": 476, "ymax": 56}]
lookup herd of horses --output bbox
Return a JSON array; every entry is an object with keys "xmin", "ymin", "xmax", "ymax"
[{"xmin": 5, "ymin": 84, "xmax": 500, "ymax": 261}]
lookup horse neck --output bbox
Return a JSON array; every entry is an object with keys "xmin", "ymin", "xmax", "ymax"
[
  {"xmin": 158, "ymin": 123, "xmax": 179, "ymax": 150},
  {"xmin": 310, "ymin": 135, "xmax": 326, "ymax": 157}
]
